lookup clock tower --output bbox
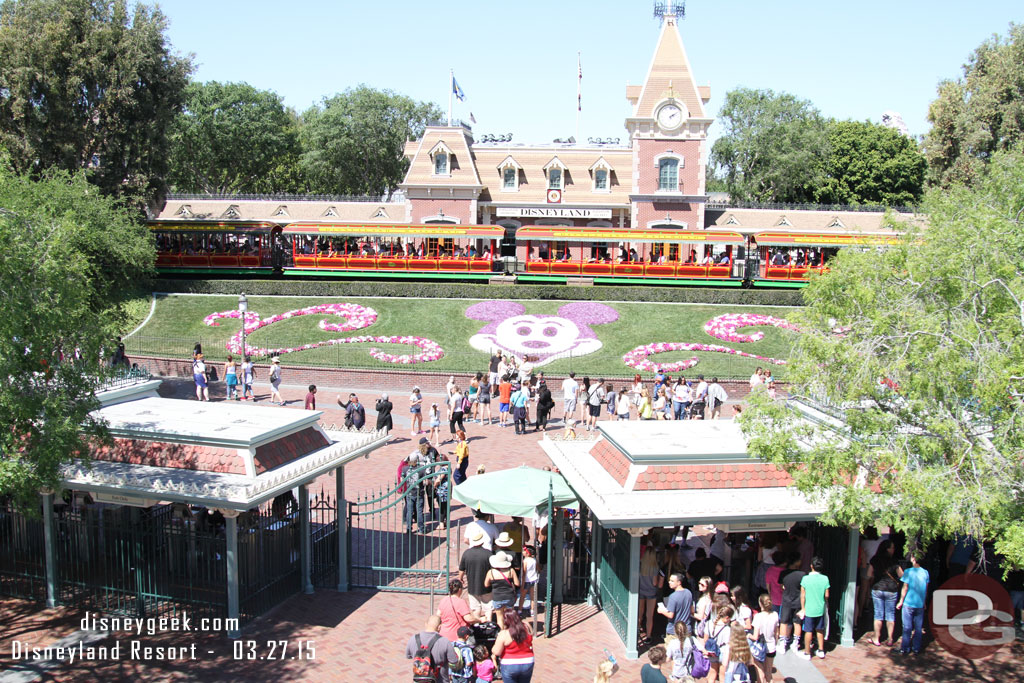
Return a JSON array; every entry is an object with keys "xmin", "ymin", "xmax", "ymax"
[{"xmin": 626, "ymin": 1, "xmax": 712, "ymax": 231}]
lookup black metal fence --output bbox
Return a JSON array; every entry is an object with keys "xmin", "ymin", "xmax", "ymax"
[{"xmin": 0, "ymin": 500, "xmax": 47, "ymax": 602}]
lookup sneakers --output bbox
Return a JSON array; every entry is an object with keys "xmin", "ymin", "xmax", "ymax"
[
  {"xmin": 816, "ymin": 650, "xmax": 825, "ymax": 659},
  {"xmin": 797, "ymin": 651, "xmax": 811, "ymax": 660}
]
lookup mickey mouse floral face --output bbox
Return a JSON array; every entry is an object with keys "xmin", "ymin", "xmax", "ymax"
[{"xmin": 466, "ymin": 301, "xmax": 619, "ymax": 366}]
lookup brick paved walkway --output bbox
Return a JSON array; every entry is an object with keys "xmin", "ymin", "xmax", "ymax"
[{"xmin": 2, "ymin": 376, "xmax": 1021, "ymax": 682}]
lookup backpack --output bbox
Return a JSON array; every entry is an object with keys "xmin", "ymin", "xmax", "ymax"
[
  {"xmin": 412, "ymin": 633, "xmax": 440, "ymax": 682},
  {"xmin": 684, "ymin": 636, "xmax": 711, "ymax": 679},
  {"xmin": 724, "ymin": 661, "xmax": 751, "ymax": 683},
  {"xmin": 749, "ymin": 631, "xmax": 767, "ymax": 662},
  {"xmin": 704, "ymin": 624, "xmax": 726, "ymax": 661},
  {"xmin": 448, "ymin": 640, "xmax": 475, "ymax": 683}
]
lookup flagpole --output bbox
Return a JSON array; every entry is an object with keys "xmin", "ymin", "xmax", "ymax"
[
  {"xmin": 576, "ymin": 52, "xmax": 581, "ymax": 143},
  {"xmin": 448, "ymin": 69, "xmax": 453, "ymax": 127}
]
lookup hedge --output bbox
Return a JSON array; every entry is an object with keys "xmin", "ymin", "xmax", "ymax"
[{"xmin": 150, "ymin": 278, "xmax": 805, "ymax": 307}]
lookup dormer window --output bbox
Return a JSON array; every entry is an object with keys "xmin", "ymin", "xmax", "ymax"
[
  {"xmin": 589, "ymin": 157, "xmax": 613, "ymax": 193},
  {"xmin": 548, "ymin": 168, "xmax": 562, "ymax": 190},
  {"xmin": 428, "ymin": 140, "xmax": 454, "ymax": 177},
  {"xmin": 543, "ymin": 156, "xmax": 567, "ymax": 191},
  {"xmin": 497, "ymin": 156, "xmax": 522, "ymax": 192}
]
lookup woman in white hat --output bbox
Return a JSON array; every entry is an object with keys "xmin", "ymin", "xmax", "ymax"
[
  {"xmin": 269, "ymin": 357, "xmax": 284, "ymax": 405},
  {"xmin": 484, "ymin": 550, "xmax": 520, "ymax": 630}
]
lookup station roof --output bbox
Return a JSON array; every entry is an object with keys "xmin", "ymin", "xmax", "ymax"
[{"xmin": 541, "ymin": 421, "xmax": 823, "ymax": 529}]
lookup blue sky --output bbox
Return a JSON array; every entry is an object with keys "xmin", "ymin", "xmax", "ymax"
[{"xmin": 155, "ymin": 1, "xmax": 1020, "ymax": 147}]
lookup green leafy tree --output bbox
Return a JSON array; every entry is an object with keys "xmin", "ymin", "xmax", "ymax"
[
  {"xmin": 709, "ymin": 87, "xmax": 829, "ymax": 203},
  {"xmin": 300, "ymin": 85, "xmax": 442, "ymax": 197},
  {"xmin": 741, "ymin": 149, "xmax": 1024, "ymax": 567},
  {"xmin": 924, "ymin": 23, "xmax": 1024, "ymax": 187},
  {"xmin": 167, "ymin": 81, "xmax": 302, "ymax": 194},
  {"xmin": 815, "ymin": 120, "xmax": 926, "ymax": 206},
  {"xmin": 0, "ymin": 162, "xmax": 153, "ymax": 506},
  {"xmin": 0, "ymin": 0, "xmax": 192, "ymax": 204}
]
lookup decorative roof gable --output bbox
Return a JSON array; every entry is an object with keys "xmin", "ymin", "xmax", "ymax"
[{"xmin": 631, "ymin": 14, "xmax": 706, "ymax": 121}]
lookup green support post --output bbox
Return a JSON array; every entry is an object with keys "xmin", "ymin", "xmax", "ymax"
[
  {"xmin": 299, "ymin": 485, "xmax": 313, "ymax": 595},
  {"xmin": 625, "ymin": 530, "xmax": 642, "ymax": 660},
  {"xmin": 552, "ymin": 508, "xmax": 564, "ymax": 605},
  {"xmin": 336, "ymin": 466, "xmax": 349, "ymax": 591},
  {"xmin": 589, "ymin": 520, "xmax": 602, "ymax": 607},
  {"xmin": 840, "ymin": 526, "xmax": 859, "ymax": 647},
  {"xmin": 41, "ymin": 491, "xmax": 57, "ymax": 608},
  {"xmin": 224, "ymin": 510, "xmax": 240, "ymax": 638},
  {"xmin": 544, "ymin": 482, "xmax": 553, "ymax": 638}
]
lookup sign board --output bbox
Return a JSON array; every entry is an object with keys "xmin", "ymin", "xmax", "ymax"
[
  {"xmin": 716, "ymin": 521, "xmax": 793, "ymax": 534},
  {"xmin": 94, "ymin": 492, "xmax": 159, "ymax": 508},
  {"xmin": 496, "ymin": 207, "xmax": 612, "ymax": 219}
]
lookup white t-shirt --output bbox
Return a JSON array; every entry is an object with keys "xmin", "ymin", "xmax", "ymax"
[
  {"xmin": 749, "ymin": 374, "xmax": 763, "ymax": 389},
  {"xmin": 561, "ymin": 377, "xmax": 579, "ymax": 400},
  {"xmin": 616, "ymin": 394, "xmax": 632, "ymax": 416},
  {"xmin": 734, "ymin": 603, "xmax": 753, "ymax": 629},
  {"xmin": 673, "ymin": 383, "xmax": 691, "ymax": 402},
  {"xmin": 752, "ymin": 610, "xmax": 780, "ymax": 652},
  {"xmin": 695, "ymin": 381, "xmax": 709, "ymax": 400}
]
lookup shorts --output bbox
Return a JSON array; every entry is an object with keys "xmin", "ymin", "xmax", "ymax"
[
  {"xmin": 226, "ymin": 375, "xmax": 237, "ymax": 387},
  {"xmin": 588, "ymin": 404, "xmax": 601, "ymax": 417},
  {"xmin": 872, "ymin": 589, "xmax": 897, "ymax": 622},
  {"xmin": 492, "ymin": 598, "xmax": 515, "ymax": 611},
  {"xmin": 500, "ymin": 402, "xmax": 510, "ymax": 413},
  {"xmin": 478, "ymin": 394, "xmax": 490, "ymax": 405},
  {"xmin": 430, "ymin": 418, "xmax": 441, "ymax": 428},
  {"xmin": 780, "ymin": 603, "xmax": 800, "ymax": 625},
  {"xmin": 801, "ymin": 614, "xmax": 825, "ymax": 633},
  {"xmin": 193, "ymin": 373, "xmax": 207, "ymax": 388},
  {"xmin": 410, "ymin": 405, "xmax": 421, "ymax": 413},
  {"xmin": 468, "ymin": 592, "xmax": 492, "ymax": 613},
  {"xmin": 564, "ymin": 399, "xmax": 577, "ymax": 414}
]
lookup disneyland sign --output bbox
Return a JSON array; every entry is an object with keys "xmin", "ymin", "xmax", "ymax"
[{"xmin": 496, "ymin": 207, "xmax": 612, "ymax": 219}]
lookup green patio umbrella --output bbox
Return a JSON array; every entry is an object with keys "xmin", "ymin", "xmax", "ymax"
[{"xmin": 451, "ymin": 465, "xmax": 578, "ymax": 517}]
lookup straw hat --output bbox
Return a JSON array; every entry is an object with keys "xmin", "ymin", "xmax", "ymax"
[
  {"xmin": 468, "ymin": 530, "xmax": 486, "ymax": 547},
  {"xmin": 494, "ymin": 532, "xmax": 514, "ymax": 548},
  {"xmin": 489, "ymin": 551, "xmax": 512, "ymax": 569},
  {"xmin": 271, "ymin": 357, "xmax": 281, "ymax": 364}
]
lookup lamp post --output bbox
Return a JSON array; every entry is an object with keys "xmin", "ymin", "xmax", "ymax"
[{"xmin": 238, "ymin": 293, "xmax": 248, "ymax": 359}]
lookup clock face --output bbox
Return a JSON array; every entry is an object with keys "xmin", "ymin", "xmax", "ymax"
[{"xmin": 658, "ymin": 103, "xmax": 683, "ymax": 130}]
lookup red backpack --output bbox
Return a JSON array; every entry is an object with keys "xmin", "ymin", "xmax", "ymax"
[{"xmin": 412, "ymin": 633, "xmax": 440, "ymax": 682}]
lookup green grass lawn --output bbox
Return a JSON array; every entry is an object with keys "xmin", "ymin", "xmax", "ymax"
[{"xmin": 125, "ymin": 294, "xmax": 800, "ymax": 380}]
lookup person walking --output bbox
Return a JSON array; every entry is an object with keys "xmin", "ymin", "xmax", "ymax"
[
  {"xmin": 452, "ymin": 430, "xmax": 470, "ymax": 485},
  {"xmin": 585, "ymin": 377, "xmax": 604, "ymax": 431},
  {"xmin": 657, "ymin": 572, "xmax": 694, "ymax": 639},
  {"xmin": 797, "ymin": 557, "xmax": 830, "ymax": 660},
  {"xmin": 534, "ymin": 383, "xmax": 554, "ymax": 432},
  {"xmin": 400, "ymin": 453, "xmax": 426, "ymax": 535},
  {"xmin": 192, "ymin": 353, "xmax": 209, "ymax": 401},
  {"xmin": 478, "ymin": 376, "xmax": 493, "ymax": 425},
  {"xmin": 708, "ymin": 378, "xmax": 728, "ymax": 420},
  {"xmin": 304, "ymin": 385, "xmax": 317, "ymax": 410},
  {"xmin": 561, "ymin": 372, "xmax": 579, "ymax": 424},
  {"xmin": 436, "ymin": 579, "xmax": 481, "ymax": 642},
  {"xmin": 375, "ymin": 392, "xmax": 394, "ymax": 433},
  {"xmin": 510, "ymin": 383, "xmax": 530, "ymax": 435},
  {"xmin": 224, "ymin": 355, "xmax": 238, "ymax": 400},
  {"xmin": 485, "ymin": 552, "xmax": 520, "ymax": 630},
  {"xmin": 491, "ymin": 607, "xmax": 534, "ymax": 683},
  {"xmin": 241, "ymin": 355, "xmax": 255, "ymax": 401},
  {"xmin": 467, "ymin": 373, "xmax": 481, "ymax": 423},
  {"xmin": 459, "ymin": 530, "xmax": 494, "ymax": 624},
  {"xmin": 404, "ymin": 616, "xmax": 457, "ymax": 683},
  {"xmin": 448, "ymin": 386, "xmax": 466, "ymax": 443},
  {"xmin": 896, "ymin": 548, "xmax": 929, "ymax": 655},
  {"xmin": 672, "ymin": 377, "xmax": 690, "ymax": 421},
  {"xmin": 410, "ymin": 386, "xmax": 424, "ymax": 436},
  {"xmin": 867, "ymin": 539, "xmax": 901, "ymax": 647},
  {"xmin": 268, "ymin": 357, "xmax": 283, "ymax": 405}
]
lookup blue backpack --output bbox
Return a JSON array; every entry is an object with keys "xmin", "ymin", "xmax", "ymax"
[
  {"xmin": 724, "ymin": 660, "xmax": 751, "ymax": 683},
  {"xmin": 704, "ymin": 624, "xmax": 726, "ymax": 661},
  {"xmin": 448, "ymin": 640, "xmax": 475, "ymax": 683}
]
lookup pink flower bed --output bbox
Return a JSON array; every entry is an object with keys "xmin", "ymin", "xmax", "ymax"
[
  {"xmin": 203, "ymin": 303, "xmax": 444, "ymax": 364},
  {"xmin": 703, "ymin": 313, "xmax": 801, "ymax": 343},
  {"xmin": 622, "ymin": 341, "xmax": 787, "ymax": 373}
]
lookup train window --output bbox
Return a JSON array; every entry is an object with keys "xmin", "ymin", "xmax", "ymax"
[
  {"xmin": 554, "ymin": 241, "xmax": 570, "ymax": 260},
  {"xmin": 442, "ymin": 237, "xmax": 454, "ymax": 256},
  {"xmin": 658, "ymin": 159, "xmax": 678, "ymax": 191}
]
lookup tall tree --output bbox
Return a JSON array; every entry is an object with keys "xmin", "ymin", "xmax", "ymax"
[
  {"xmin": 924, "ymin": 23, "xmax": 1024, "ymax": 187},
  {"xmin": 0, "ymin": 162, "xmax": 152, "ymax": 507},
  {"xmin": 815, "ymin": 120, "xmax": 926, "ymax": 207},
  {"xmin": 741, "ymin": 149, "xmax": 1024, "ymax": 567},
  {"xmin": 300, "ymin": 85, "xmax": 442, "ymax": 197},
  {"xmin": 709, "ymin": 87, "xmax": 829, "ymax": 203},
  {"xmin": 167, "ymin": 81, "xmax": 302, "ymax": 194},
  {"xmin": 0, "ymin": 0, "xmax": 192, "ymax": 205}
]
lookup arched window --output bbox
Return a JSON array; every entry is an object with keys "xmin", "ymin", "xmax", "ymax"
[{"xmin": 658, "ymin": 158, "xmax": 678, "ymax": 192}]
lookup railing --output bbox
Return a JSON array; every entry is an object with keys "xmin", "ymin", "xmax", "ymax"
[
  {"xmin": 705, "ymin": 199, "xmax": 918, "ymax": 214},
  {"xmin": 95, "ymin": 365, "xmax": 152, "ymax": 391},
  {"xmin": 165, "ymin": 192, "xmax": 406, "ymax": 203}
]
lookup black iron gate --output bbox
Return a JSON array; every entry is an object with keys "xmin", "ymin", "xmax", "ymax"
[
  {"xmin": 348, "ymin": 461, "xmax": 452, "ymax": 592},
  {"xmin": 310, "ymin": 488, "xmax": 339, "ymax": 588}
]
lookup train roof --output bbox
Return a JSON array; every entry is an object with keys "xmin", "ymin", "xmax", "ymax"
[
  {"xmin": 515, "ymin": 226, "xmax": 745, "ymax": 244},
  {"xmin": 279, "ymin": 223, "xmax": 505, "ymax": 239},
  {"xmin": 754, "ymin": 230, "xmax": 903, "ymax": 247},
  {"xmin": 149, "ymin": 220, "xmax": 276, "ymax": 233}
]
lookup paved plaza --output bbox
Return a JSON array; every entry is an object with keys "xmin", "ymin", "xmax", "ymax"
[{"xmin": 1, "ymin": 376, "xmax": 1020, "ymax": 682}]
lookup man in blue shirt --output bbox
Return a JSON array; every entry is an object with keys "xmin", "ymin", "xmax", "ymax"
[
  {"xmin": 657, "ymin": 572, "xmax": 694, "ymax": 637},
  {"xmin": 896, "ymin": 550, "xmax": 929, "ymax": 655}
]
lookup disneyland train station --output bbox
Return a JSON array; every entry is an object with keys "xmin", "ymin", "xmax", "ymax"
[{"xmin": 151, "ymin": 9, "xmax": 923, "ymax": 289}]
